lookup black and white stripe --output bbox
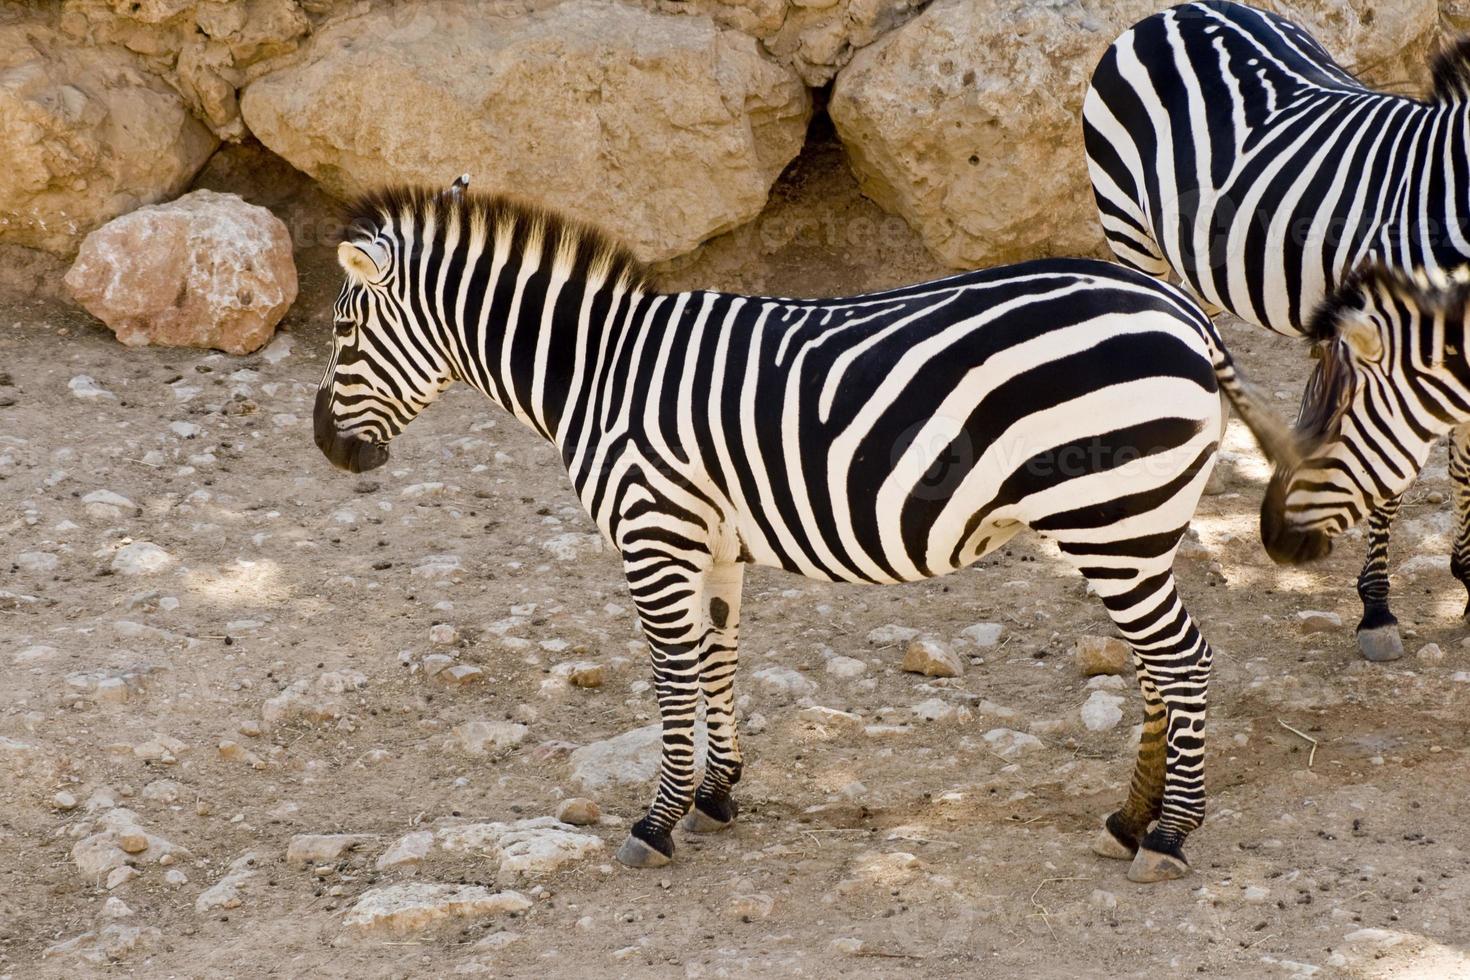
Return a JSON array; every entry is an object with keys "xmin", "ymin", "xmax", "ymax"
[
  {"xmin": 1084, "ymin": 0, "xmax": 1470, "ymax": 660},
  {"xmin": 1263, "ymin": 265, "xmax": 1470, "ymax": 574},
  {"xmin": 314, "ymin": 182, "xmax": 1291, "ymax": 883}
]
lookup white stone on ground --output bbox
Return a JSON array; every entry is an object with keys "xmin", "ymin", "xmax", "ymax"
[
  {"xmin": 825, "ymin": 655, "xmax": 867, "ymax": 679},
  {"xmin": 1296, "ymin": 610, "xmax": 1343, "ymax": 634},
  {"xmin": 867, "ymin": 624, "xmax": 920, "ymax": 645},
  {"xmin": 339, "ymin": 884, "xmax": 530, "ymax": 939},
  {"xmin": 568, "ymin": 722, "xmax": 709, "ymax": 791},
  {"xmin": 751, "ymin": 665, "xmax": 817, "ymax": 698},
  {"xmin": 195, "ymin": 852, "xmax": 260, "ymax": 913},
  {"xmin": 452, "ymin": 720, "xmax": 529, "ymax": 755},
  {"xmin": 960, "ymin": 623, "xmax": 1004, "ymax": 648},
  {"xmin": 286, "ymin": 834, "xmax": 377, "ymax": 867},
  {"xmin": 982, "ymin": 728, "xmax": 1043, "ymax": 758},
  {"xmin": 1080, "ymin": 691, "xmax": 1125, "ymax": 732},
  {"xmin": 111, "ymin": 542, "xmax": 173, "ymax": 576},
  {"xmin": 376, "ymin": 831, "xmax": 435, "ymax": 871}
]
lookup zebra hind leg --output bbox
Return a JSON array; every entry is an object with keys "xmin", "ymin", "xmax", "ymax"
[
  {"xmin": 1092, "ymin": 675, "xmax": 1165, "ymax": 861},
  {"xmin": 1448, "ymin": 426, "xmax": 1470, "ymax": 617},
  {"xmin": 614, "ymin": 550, "xmax": 711, "ymax": 869},
  {"xmin": 1074, "ymin": 566, "xmax": 1211, "ymax": 883},
  {"xmin": 680, "ymin": 563, "xmax": 745, "ymax": 835},
  {"xmin": 1355, "ymin": 498, "xmax": 1405, "ymax": 662}
]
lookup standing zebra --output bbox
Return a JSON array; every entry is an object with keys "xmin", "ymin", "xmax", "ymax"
[
  {"xmin": 1263, "ymin": 265, "xmax": 1470, "ymax": 572},
  {"xmin": 1084, "ymin": 0, "xmax": 1470, "ymax": 661},
  {"xmin": 314, "ymin": 182, "xmax": 1293, "ymax": 883}
]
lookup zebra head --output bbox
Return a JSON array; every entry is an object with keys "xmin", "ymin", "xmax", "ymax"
[
  {"xmin": 314, "ymin": 191, "xmax": 461, "ymax": 473},
  {"xmin": 1261, "ymin": 264, "xmax": 1470, "ymax": 564}
]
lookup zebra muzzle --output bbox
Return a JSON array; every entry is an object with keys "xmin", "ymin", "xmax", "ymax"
[
  {"xmin": 1259, "ymin": 474, "xmax": 1332, "ymax": 565},
  {"xmin": 314, "ymin": 386, "xmax": 390, "ymax": 473}
]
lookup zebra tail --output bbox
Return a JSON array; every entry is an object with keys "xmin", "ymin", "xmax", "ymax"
[{"xmin": 1202, "ymin": 325, "xmax": 1303, "ymax": 471}]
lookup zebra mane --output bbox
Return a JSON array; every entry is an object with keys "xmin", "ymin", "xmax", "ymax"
[
  {"xmin": 339, "ymin": 184, "xmax": 655, "ymax": 293},
  {"xmin": 1430, "ymin": 36, "xmax": 1470, "ymax": 103}
]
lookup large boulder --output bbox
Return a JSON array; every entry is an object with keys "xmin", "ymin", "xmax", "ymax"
[
  {"xmin": 828, "ymin": 0, "xmax": 1439, "ymax": 271},
  {"xmin": 1258, "ymin": 0, "xmax": 1439, "ymax": 90},
  {"xmin": 56, "ymin": 0, "xmax": 347, "ymax": 141},
  {"xmin": 651, "ymin": 0, "xmax": 927, "ymax": 86},
  {"xmin": 0, "ymin": 22, "xmax": 218, "ymax": 255},
  {"xmin": 829, "ymin": 0, "xmax": 1158, "ymax": 270},
  {"xmin": 65, "ymin": 190, "xmax": 297, "ymax": 355},
  {"xmin": 240, "ymin": 0, "xmax": 811, "ymax": 262}
]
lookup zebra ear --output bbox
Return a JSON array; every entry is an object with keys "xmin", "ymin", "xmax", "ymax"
[
  {"xmin": 337, "ymin": 240, "xmax": 389, "ymax": 284},
  {"xmin": 1339, "ymin": 311, "xmax": 1383, "ymax": 363}
]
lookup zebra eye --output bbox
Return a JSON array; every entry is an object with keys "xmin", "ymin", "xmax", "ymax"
[{"xmin": 334, "ymin": 320, "xmax": 355, "ymax": 337}]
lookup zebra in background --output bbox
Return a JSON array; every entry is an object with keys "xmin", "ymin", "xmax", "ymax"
[
  {"xmin": 1084, "ymin": 0, "xmax": 1470, "ymax": 662},
  {"xmin": 1263, "ymin": 264, "xmax": 1470, "ymax": 571},
  {"xmin": 314, "ymin": 179, "xmax": 1295, "ymax": 883}
]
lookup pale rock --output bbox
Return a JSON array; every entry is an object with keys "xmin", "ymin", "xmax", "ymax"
[
  {"xmin": 194, "ymin": 852, "xmax": 260, "ymax": 913},
  {"xmin": 555, "ymin": 798, "xmax": 601, "ymax": 826},
  {"xmin": 752, "ymin": 665, "xmax": 818, "ymax": 698},
  {"xmin": 72, "ymin": 834, "xmax": 132, "ymax": 879},
  {"xmin": 866, "ymin": 624, "xmax": 920, "ymax": 646},
  {"xmin": 377, "ymin": 830, "xmax": 435, "ymax": 870},
  {"xmin": 315, "ymin": 669, "xmax": 367, "ymax": 694},
  {"xmin": 1416, "ymin": 643, "xmax": 1446, "ymax": 665},
  {"xmin": 1243, "ymin": 884, "xmax": 1270, "ymax": 904},
  {"xmin": 101, "ymin": 897, "xmax": 133, "ymax": 919},
  {"xmin": 66, "ymin": 190, "xmax": 297, "ymax": 355},
  {"xmin": 1398, "ymin": 554, "xmax": 1451, "ymax": 584},
  {"xmin": 830, "ymin": 0, "xmax": 1162, "ymax": 268},
  {"xmin": 542, "ymin": 532, "xmax": 606, "ymax": 562},
  {"xmin": 132, "ymin": 733, "xmax": 188, "ymax": 763},
  {"xmin": 262, "ymin": 679, "xmax": 340, "ymax": 726},
  {"xmin": 68, "ymin": 375, "xmax": 114, "ymax": 400},
  {"xmin": 900, "ymin": 638, "xmax": 963, "ymax": 678},
  {"xmin": 569, "ymin": 722, "xmax": 709, "ymax": 791},
  {"xmin": 799, "ymin": 705, "xmax": 865, "ymax": 733},
  {"xmin": 982, "ymin": 727, "xmax": 1043, "ymax": 758},
  {"xmin": 42, "ymin": 924, "xmax": 162, "ymax": 966},
  {"xmin": 911, "ymin": 698, "xmax": 971, "ymax": 724},
  {"xmin": 725, "ymin": 892, "xmax": 775, "ymax": 920},
  {"xmin": 340, "ymin": 884, "xmax": 531, "ymax": 940},
  {"xmin": 1296, "ymin": 610, "xmax": 1343, "ymax": 634},
  {"xmin": 825, "ymin": 655, "xmax": 867, "ymax": 679},
  {"xmin": 960, "ymin": 622, "xmax": 1004, "ymax": 648},
  {"xmin": 452, "ymin": 720, "xmax": 529, "ymax": 755},
  {"xmin": 83, "ymin": 490, "xmax": 138, "ymax": 520},
  {"xmin": 286, "ymin": 834, "xmax": 377, "ymax": 867},
  {"xmin": 1080, "ymin": 691, "xmax": 1126, "ymax": 732},
  {"xmin": 242, "ymin": 0, "xmax": 810, "ymax": 263},
  {"xmin": 54, "ymin": 790, "xmax": 79, "ymax": 811},
  {"xmin": 0, "ymin": 23, "xmax": 216, "ymax": 255},
  {"xmin": 111, "ymin": 542, "xmax": 173, "ymax": 576},
  {"xmin": 1074, "ymin": 635, "xmax": 1130, "ymax": 676},
  {"xmin": 105, "ymin": 866, "xmax": 139, "ymax": 890},
  {"xmin": 494, "ymin": 820, "xmax": 606, "ymax": 875},
  {"xmin": 429, "ymin": 623, "xmax": 459, "ymax": 646},
  {"xmin": 141, "ymin": 780, "xmax": 184, "ymax": 804},
  {"xmin": 16, "ymin": 551, "xmax": 57, "ymax": 573},
  {"xmin": 438, "ymin": 664, "xmax": 485, "ymax": 686}
]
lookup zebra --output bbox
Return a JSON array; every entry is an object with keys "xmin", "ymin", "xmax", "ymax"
[
  {"xmin": 1083, "ymin": 0, "xmax": 1470, "ymax": 662},
  {"xmin": 313, "ymin": 181, "xmax": 1294, "ymax": 883},
  {"xmin": 1262, "ymin": 263, "xmax": 1470, "ymax": 571}
]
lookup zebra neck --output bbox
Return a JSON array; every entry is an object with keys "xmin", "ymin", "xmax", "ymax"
[{"xmin": 446, "ymin": 258, "xmax": 655, "ymax": 454}]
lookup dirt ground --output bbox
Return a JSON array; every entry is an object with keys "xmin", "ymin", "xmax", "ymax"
[{"xmin": 5, "ymin": 125, "xmax": 1470, "ymax": 979}]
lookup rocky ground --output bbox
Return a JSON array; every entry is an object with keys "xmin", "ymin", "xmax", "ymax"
[{"xmin": 6, "ymin": 134, "xmax": 1470, "ymax": 979}]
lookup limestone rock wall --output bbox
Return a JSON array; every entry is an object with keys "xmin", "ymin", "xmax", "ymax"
[{"xmin": 1, "ymin": 0, "xmax": 1466, "ymax": 271}]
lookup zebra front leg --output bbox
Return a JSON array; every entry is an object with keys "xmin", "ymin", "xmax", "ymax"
[
  {"xmin": 1449, "ymin": 426, "xmax": 1470, "ymax": 617},
  {"xmin": 614, "ymin": 548, "xmax": 710, "ymax": 869},
  {"xmin": 680, "ymin": 562, "xmax": 745, "ymax": 834},
  {"xmin": 1355, "ymin": 497, "xmax": 1405, "ymax": 662}
]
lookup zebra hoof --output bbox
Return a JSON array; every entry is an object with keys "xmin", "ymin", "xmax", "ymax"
[
  {"xmin": 679, "ymin": 807, "xmax": 733, "ymax": 834},
  {"xmin": 1356, "ymin": 625, "xmax": 1404, "ymax": 663},
  {"xmin": 615, "ymin": 834, "xmax": 672, "ymax": 869},
  {"xmin": 1126, "ymin": 846, "xmax": 1190, "ymax": 884},
  {"xmin": 1092, "ymin": 824, "xmax": 1137, "ymax": 861}
]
